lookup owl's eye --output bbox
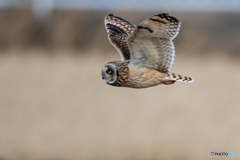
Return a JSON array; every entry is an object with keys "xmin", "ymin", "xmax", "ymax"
[{"xmin": 106, "ymin": 69, "xmax": 112, "ymax": 75}]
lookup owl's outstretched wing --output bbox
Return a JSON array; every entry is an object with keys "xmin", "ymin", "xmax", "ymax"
[
  {"xmin": 105, "ymin": 14, "xmax": 136, "ymax": 61},
  {"xmin": 127, "ymin": 13, "xmax": 181, "ymax": 73}
]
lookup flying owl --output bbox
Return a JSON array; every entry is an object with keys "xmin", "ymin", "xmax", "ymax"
[{"xmin": 101, "ymin": 13, "xmax": 194, "ymax": 88}]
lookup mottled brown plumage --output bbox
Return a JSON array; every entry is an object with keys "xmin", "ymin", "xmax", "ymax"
[{"xmin": 102, "ymin": 13, "xmax": 194, "ymax": 88}]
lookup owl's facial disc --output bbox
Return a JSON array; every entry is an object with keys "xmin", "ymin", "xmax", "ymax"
[{"xmin": 101, "ymin": 64, "xmax": 117, "ymax": 84}]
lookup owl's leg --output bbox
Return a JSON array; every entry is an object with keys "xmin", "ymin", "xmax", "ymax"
[
  {"xmin": 162, "ymin": 80, "xmax": 176, "ymax": 85},
  {"xmin": 158, "ymin": 73, "xmax": 176, "ymax": 85}
]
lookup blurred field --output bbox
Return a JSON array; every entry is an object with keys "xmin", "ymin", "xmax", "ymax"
[
  {"xmin": 0, "ymin": 9, "xmax": 240, "ymax": 57},
  {"xmin": 0, "ymin": 49, "xmax": 239, "ymax": 160},
  {"xmin": 0, "ymin": 7, "xmax": 240, "ymax": 160}
]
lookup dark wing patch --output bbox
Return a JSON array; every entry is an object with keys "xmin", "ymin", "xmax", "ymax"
[
  {"xmin": 105, "ymin": 14, "xmax": 136, "ymax": 61},
  {"xmin": 137, "ymin": 26, "xmax": 153, "ymax": 33}
]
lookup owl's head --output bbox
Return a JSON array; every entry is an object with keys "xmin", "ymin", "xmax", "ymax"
[
  {"xmin": 101, "ymin": 63, "xmax": 118, "ymax": 84},
  {"xmin": 101, "ymin": 61, "xmax": 129, "ymax": 86}
]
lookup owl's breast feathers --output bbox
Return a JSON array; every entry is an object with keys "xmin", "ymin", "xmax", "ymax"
[{"xmin": 126, "ymin": 65, "xmax": 167, "ymax": 88}]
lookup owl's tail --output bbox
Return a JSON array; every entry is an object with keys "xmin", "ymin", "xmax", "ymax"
[{"xmin": 161, "ymin": 73, "xmax": 194, "ymax": 85}]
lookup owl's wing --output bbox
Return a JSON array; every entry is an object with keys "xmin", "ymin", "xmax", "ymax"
[
  {"xmin": 127, "ymin": 13, "xmax": 181, "ymax": 73},
  {"xmin": 105, "ymin": 14, "xmax": 136, "ymax": 61}
]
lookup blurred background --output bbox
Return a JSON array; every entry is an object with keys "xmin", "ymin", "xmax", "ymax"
[{"xmin": 0, "ymin": 0, "xmax": 240, "ymax": 160}]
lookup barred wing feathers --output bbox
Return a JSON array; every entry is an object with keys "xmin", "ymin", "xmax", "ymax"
[
  {"xmin": 127, "ymin": 13, "xmax": 181, "ymax": 73},
  {"xmin": 105, "ymin": 14, "xmax": 136, "ymax": 61}
]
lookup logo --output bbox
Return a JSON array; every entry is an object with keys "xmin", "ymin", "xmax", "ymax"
[{"xmin": 210, "ymin": 151, "xmax": 238, "ymax": 157}]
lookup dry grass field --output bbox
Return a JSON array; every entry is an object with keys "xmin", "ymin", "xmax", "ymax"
[
  {"xmin": 0, "ymin": 8, "xmax": 240, "ymax": 160},
  {"xmin": 0, "ymin": 50, "xmax": 239, "ymax": 160}
]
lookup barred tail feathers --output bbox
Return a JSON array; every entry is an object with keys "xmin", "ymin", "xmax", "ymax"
[{"xmin": 166, "ymin": 73, "xmax": 194, "ymax": 83}]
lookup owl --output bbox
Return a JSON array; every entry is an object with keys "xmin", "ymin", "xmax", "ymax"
[{"xmin": 101, "ymin": 13, "xmax": 194, "ymax": 88}]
